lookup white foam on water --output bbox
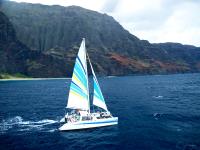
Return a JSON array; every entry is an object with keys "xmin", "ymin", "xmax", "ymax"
[
  {"xmin": 0, "ymin": 116, "xmax": 59, "ymax": 133},
  {"xmin": 106, "ymin": 76, "xmax": 116, "ymax": 78},
  {"xmin": 60, "ymin": 117, "xmax": 65, "ymax": 123},
  {"xmin": 47, "ymin": 129, "xmax": 57, "ymax": 133},
  {"xmin": 153, "ymin": 113, "xmax": 163, "ymax": 120},
  {"xmin": 153, "ymin": 95, "xmax": 164, "ymax": 99},
  {"xmin": 34, "ymin": 119, "xmax": 58, "ymax": 125}
]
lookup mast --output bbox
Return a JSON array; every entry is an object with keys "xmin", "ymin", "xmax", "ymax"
[{"xmin": 83, "ymin": 38, "xmax": 90, "ymax": 113}]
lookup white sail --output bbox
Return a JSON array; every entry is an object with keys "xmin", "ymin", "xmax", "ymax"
[
  {"xmin": 67, "ymin": 39, "xmax": 90, "ymax": 111},
  {"xmin": 87, "ymin": 54, "xmax": 108, "ymax": 111}
]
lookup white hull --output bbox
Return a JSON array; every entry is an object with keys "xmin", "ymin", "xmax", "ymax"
[{"xmin": 59, "ymin": 117, "xmax": 118, "ymax": 131}]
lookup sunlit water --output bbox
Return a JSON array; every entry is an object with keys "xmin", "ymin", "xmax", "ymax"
[{"xmin": 0, "ymin": 73, "xmax": 200, "ymax": 150}]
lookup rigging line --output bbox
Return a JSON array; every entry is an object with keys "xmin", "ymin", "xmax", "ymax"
[
  {"xmin": 86, "ymin": 51, "xmax": 94, "ymax": 75},
  {"xmin": 86, "ymin": 50, "xmax": 95, "ymax": 113},
  {"xmin": 87, "ymin": 52, "xmax": 102, "ymax": 90}
]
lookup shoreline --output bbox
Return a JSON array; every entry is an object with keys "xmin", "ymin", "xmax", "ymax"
[
  {"xmin": 0, "ymin": 72, "xmax": 199, "ymax": 81},
  {"xmin": 0, "ymin": 77, "xmax": 70, "ymax": 81}
]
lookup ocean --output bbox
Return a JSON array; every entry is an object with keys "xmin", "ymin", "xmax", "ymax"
[{"xmin": 0, "ymin": 73, "xmax": 200, "ymax": 150}]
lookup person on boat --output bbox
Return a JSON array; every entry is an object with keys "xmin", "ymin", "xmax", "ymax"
[
  {"xmin": 74, "ymin": 109, "xmax": 80, "ymax": 121},
  {"xmin": 69, "ymin": 116, "xmax": 76, "ymax": 122},
  {"xmin": 100, "ymin": 111, "xmax": 112, "ymax": 118},
  {"xmin": 64, "ymin": 113, "xmax": 68, "ymax": 122}
]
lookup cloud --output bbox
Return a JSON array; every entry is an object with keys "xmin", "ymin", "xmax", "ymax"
[
  {"xmin": 154, "ymin": 1, "xmax": 200, "ymax": 45},
  {"xmin": 100, "ymin": 0, "xmax": 120, "ymax": 13},
  {"xmin": 10, "ymin": 0, "xmax": 200, "ymax": 46},
  {"xmin": 104, "ymin": 0, "xmax": 200, "ymax": 46}
]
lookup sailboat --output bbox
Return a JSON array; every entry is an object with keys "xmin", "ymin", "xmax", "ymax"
[{"xmin": 59, "ymin": 38, "xmax": 118, "ymax": 131}]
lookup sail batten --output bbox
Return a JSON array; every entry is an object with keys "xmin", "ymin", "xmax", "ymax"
[{"xmin": 66, "ymin": 39, "xmax": 90, "ymax": 111}]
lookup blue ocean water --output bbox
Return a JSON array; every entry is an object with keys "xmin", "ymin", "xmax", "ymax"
[{"xmin": 0, "ymin": 73, "xmax": 200, "ymax": 150}]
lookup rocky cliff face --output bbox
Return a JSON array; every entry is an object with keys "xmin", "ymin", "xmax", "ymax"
[
  {"xmin": 0, "ymin": 11, "xmax": 70, "ymax": 77},
  {"xmin": 1, "ymin": 1, "xmax": 141, "ymax": 53},
  {"xmin": 0, "ymin": 11, "xmax": 29, "ymax": 74},
  {"xmin": 0, "ymin": 1, "xmax": 200, "ymax": 77}
]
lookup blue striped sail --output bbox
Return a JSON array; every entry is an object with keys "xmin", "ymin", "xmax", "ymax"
[
  {"xmin": 93, "ymin": 75, "xmax": 108, "ymax": 111},
  {"xmin": 67, "ymin": 39, "xmax": 90, "ymax": 110},
  {"xmin": 88, "ymin": 57, "xmax": 108, "ymax": 111}
]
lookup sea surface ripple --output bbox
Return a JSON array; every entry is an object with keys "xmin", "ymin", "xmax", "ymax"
[{"xmin": 0, "ymin": 73, "xmax": 200, "ymax": 150}]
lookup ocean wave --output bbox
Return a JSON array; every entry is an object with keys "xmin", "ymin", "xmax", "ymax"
[
  {"xmin": 106, "ymin": 76, "xmax": 116, "ymax": 78},
  {"xmin": 0, "ymin": 116, "xmax": 58, "ymax": 133},
  {"xmin": 47, "ymin": 129, "xmax": 57, "ymax": 132},
  {"xmin": 153, "ymin": 113, "xmax": 163, "ymax": 120},
  {"xmin": 153, "ymin": 95, "xmax": 163, "ymax": 99}
]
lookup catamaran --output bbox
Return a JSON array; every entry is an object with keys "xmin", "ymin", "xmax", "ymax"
[{"xmin": 59, "ymin": 38, "xmax": 118, "ymax": 131}]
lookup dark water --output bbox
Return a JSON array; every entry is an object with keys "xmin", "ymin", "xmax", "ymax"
[{"xmin": 0, "ymin": 73, "xmax": 200, "ymax": 150}]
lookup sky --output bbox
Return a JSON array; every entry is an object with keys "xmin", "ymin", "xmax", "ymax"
[{"xmin": 10, "ymin": 0, "xmax": 200, "ymax": 46}]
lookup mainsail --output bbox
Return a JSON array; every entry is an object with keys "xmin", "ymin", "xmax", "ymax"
[
  {"xmin": 87, "ymin": 54, "xmax": 108, "ymax": 111},
  {"xmin": 67, "ymin": 39, "xmax": 90, "ymax": 110}
]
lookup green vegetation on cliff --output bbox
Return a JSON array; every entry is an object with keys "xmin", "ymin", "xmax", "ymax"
[{"xmin": 0, "ymin": 73, "xmax": 29, "ymax": 79}]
